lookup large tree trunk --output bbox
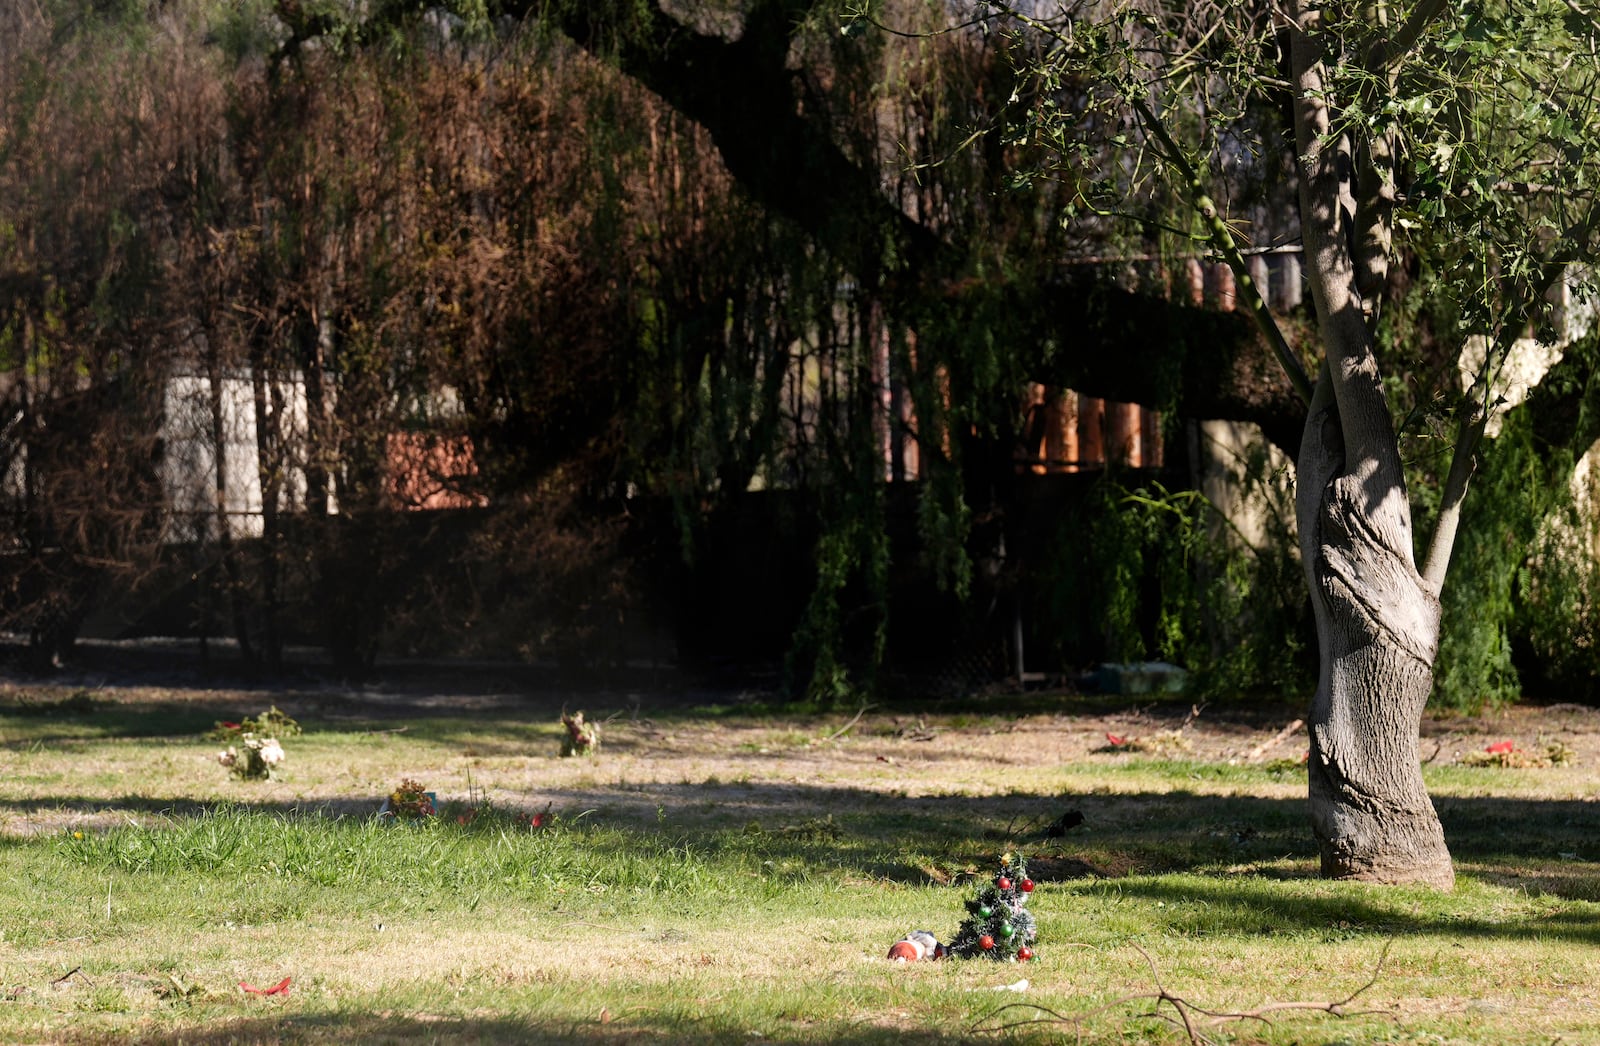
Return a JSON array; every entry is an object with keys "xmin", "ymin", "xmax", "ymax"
[
  {"xmin": 1297, "ymin": 376, "xmax": 1454, "ymax": 888},
  {"xmin": 1290, "ymin": 3, "xmax": 1454, "ymax": 888}
]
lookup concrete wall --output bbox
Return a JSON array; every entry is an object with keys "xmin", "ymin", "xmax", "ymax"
[{"xmin": 160, "ymin": 372, "xmax": 314, "ymax": 541}]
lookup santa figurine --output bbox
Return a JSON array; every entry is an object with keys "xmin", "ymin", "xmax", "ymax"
[{"xmin": 886, "ymin": 930, "xmax": 946, "ymax": 962}]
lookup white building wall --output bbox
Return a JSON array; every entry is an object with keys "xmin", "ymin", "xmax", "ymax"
[{"xmin": 161, "ymin": 372, "xmax": 318, "ymax": 542}]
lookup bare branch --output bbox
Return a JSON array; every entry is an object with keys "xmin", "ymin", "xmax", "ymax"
[
  {"xmin": 1419, "ymin": 403, "xmax": 1487, "ymax": 594},
  {"xmin": 846, "ymin": 7, "xmax": 997, "ymax": 40},
  {"xmin": 973, "ymin": 940, "xmax": 1396, "ymax": 1046},
  {"xmin": 818, "ymin": 702, "xmax": 874, "ymax": 742}
]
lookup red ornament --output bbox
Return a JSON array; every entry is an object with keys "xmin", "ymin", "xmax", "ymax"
[
  {"xmin": 1017, "ymin": 946, "xmax": 1033, "ymax": 961},
  {"xmin": 887, "ymin": 941, "xmax": 921, "ymax": 962},
  {"xmin": 1020, "ymin": 878, "xmax": 1035, "ymax": 893},
  {"xmin": 979, "ymin": 934, "xmax": 995, "ymax": 951},
  {"xmin": 997, "ymin": 876, "xmax": 1013, "ymax": 891}
]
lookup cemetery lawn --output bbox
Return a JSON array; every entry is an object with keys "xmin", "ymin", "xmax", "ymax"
[{"xmin": 1, "ymin": 672, "xmax": 1598, "ymax": 1045}]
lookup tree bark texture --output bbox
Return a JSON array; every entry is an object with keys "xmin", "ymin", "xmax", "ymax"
[
  {"xmin": 1297, "ymin": 379, "xmax": 1453, "ymax": 888},
  {"xmin": 1290, "ymin": 3, "xmax": 1454, "ymax": 888}
]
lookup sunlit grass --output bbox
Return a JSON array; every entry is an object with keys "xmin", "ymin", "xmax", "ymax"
[{"xmin": 2, "ymin": 684, "xmax": 1598, "ymax": 1043}]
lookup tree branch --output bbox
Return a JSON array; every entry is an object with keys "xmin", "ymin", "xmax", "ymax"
[
  {"xmin": 1363, "ymin": 0, "xmax": 1451, "ymax": 80},
  {"xmin": 1419, "ymin": 403, "xmax": 1487, "ymax": 593},
  {"xmin": 1130, "ymin": 97, "xmax": 1313, "ymax": 406},
  {"xmin": 535, "ymin": 1, "xmax": 1308, "ymax": 438},
  {"xmin": 496, "ymin": 0, "xmax": 950, "ymax": 295},
  {"xmin": 1289, "ymin": 0, "xmax": 1408, "ymax": 516},
  {"xmin": 1016, "ymin": 275, "xmax": 1306, "ymax": 453},
  {"xmin": 973, "ymin": 940, "xmax": 1394, "ymax": 1046},
  {"xmin": 1350, "ymin": 127, "xmax": 1396, "ymax": 336},
  {"xmin": 1421, "ymin": 203, "xmax": 1600, "ymax": 588}
]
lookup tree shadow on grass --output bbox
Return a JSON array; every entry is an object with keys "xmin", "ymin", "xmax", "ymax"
[
  {"xmin": 0, "ymin": 687, "xmax": 769, "ymax": 748},
  {"xmin": 0, "ymin": 692, "xmax": 576, "ymax": 746},
  {"xmin": 0, "ymin": 794, "xmax": 382, "ymax": 827},
  {"xmin": 1101, "ymin": 869, "xmax": 1600, "ymax": 943},
  {"xmin": 3, "ymin": 782, "xmax": 1594, "ymax": 873},
  {"xmin": 0, "ymin": 658, "xmax": 1271, "ymax": 749},
  {"xmin": 0, "ymin": 697, "xmax": 223, "ymax": 743},
  {"xmin": 61, "ymin": 1013, "xmax": 980, "ymax": 1045}
]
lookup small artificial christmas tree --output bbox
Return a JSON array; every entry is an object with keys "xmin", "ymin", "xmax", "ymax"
[{"xmin": 948, "ymin": 853, "xmax": 1038, "ymax": 962}]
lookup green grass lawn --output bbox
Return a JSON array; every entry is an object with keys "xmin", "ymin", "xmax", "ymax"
[{"xmin": 1, "ymin": 683, "xmax": 1597, "ymax": 1044}]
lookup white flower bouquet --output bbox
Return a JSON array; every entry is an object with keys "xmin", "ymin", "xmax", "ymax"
[{"xmin": 218, "ymin": 734, "xmax": 286, "ymax": 780}]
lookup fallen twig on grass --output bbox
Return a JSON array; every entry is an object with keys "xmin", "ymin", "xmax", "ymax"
[
  {"xmin": 1243, "ymin": 718, "xmax": 1304, "ymax": 762},
  {"xmin": 972, "ymin": 940, "xmax": 1394, "ymax": 1045},
  {"xmin": 51, "ymin": 966, "xmax": 89, "ymax": 988},
  {"xmin": 893, "ymin": 715, "xmax": 937, "ymax": 742},
  {"xmin": 819, "ymin": 703, "xmax": 874, "ymax": 743}
]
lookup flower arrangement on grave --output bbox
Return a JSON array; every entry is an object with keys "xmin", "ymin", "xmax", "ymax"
[
  {"xmin": 560, "ymin": 710, "xmax": 600, "ymax": 757},
  {"xmin": 1459, "ymin": 739, "xmax": 1575, "ymax": 768},
  {"xmin": 217, "ymin": 736, "xmax": 287, "ymax": 781},
  {"xmin": 211, "ymin": 707, "xmax": 297, "ymax": 781},
  {"xmin": 208, "ymin": 705, "xmax": 301, "ymax": 742},
  {"xmin": 946, "ymin": 853, "xmax": 1039, "ymax": 962},
  {"xmin": 385, "ymin": 778, "xmax": 437, "ymax": 820}
]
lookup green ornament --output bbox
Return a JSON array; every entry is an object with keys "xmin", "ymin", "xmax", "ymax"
[
  {"xmin": 978, "ymin": 906, "xmax": 993, "ymax": 919},
  {"xmin": 998, "ymin": 922, "xmax": 1015, "ymax": 939}
]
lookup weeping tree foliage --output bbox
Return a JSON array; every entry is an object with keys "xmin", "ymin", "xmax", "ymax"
[
  {"xmin": 1497, "ymin": 326, "xmax": 1600, "ymax": 703},
  {"xmin": 1, "ymin": 2, "xmax": 679, "ymax": 668},
  {"xmin": 23, "ymin": 0, "xmax": 1576, "ymax": 719},
  {"xmin": 2, "ymin": 0, "xmax": 1066, "ymax": 684},
  {"xmin": 962, "ymin": 0, "xmax": 1600, "ymax": 885},
  {"xmin": 0, "ymin": 3, "xmax": 187, "ymax": 667},
  {"xmin": 0, "ymin": 0, "xmax": 1287, "ymax": 700},
  {"xmin": 498, "ymin": 0, "xmax": 1153, "ymax": 697},
  {"xmin": 1029, "ymin": 472, "xmax": 1308, "ymax": 698}
]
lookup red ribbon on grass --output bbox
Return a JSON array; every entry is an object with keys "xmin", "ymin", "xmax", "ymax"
[{"xmin": 240, "ymin": 976, "xmax": 292, "ymax": 996}]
